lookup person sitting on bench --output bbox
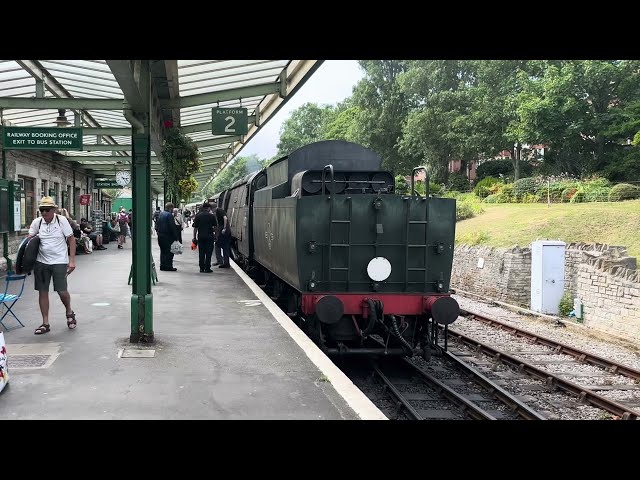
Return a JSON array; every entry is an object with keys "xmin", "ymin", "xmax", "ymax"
[{"xmin": 80, "ymin": 218, "xmax": 107, "ymax": 250}]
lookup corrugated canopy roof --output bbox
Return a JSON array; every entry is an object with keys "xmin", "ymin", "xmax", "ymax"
[{"xmin": 0, "ymin": 60, "xmax": 322, "ymax": 194}]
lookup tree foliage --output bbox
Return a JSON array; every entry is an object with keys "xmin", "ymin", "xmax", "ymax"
[
  {"xmin": 204, "ymin": 156, "xmax": 249, "ymax": 198},
  {"xmin": 350, "ymin": 60, "xmax": 417, "ymax": 174},
  {"xmin": 210, "ymin": 60, "xmax": 640, "ymax": 195},
  {"xmin": 513, "ymin": 60, "xmax": 640, "ymax": 177},
  {"xmin": 276, "ymin": 103, "xmax": 332, "ymax": 156}
]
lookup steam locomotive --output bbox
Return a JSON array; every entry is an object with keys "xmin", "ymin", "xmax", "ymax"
[{"xmin": 211, "ymin": 140, "xmax": 459, "ymax": 358}]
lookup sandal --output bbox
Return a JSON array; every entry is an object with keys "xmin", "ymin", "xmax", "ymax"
[
  {"xmin": 34, "ymin": 323, "xmax": 50, "ymax": 335},
  {"xmin": 66, "ymin": 311, "xmax": 77, "ymax": 329}
]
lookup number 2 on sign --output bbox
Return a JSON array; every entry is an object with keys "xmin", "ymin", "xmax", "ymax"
[{"xmin": 224, "ymin": 116, "xmax": 236, "ymax": 132}]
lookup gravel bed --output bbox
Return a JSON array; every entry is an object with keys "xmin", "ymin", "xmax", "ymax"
[
  {"xmin": 449, "ymin": 294, "xmax": 640, "ymax": 419},
  {"xmin": 453, "ymin": 294, "xmax": 640, "ymax": 370}
]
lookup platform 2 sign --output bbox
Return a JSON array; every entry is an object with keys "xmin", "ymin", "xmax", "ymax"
[
  {"xmin": 212, "ymin": 107, "xmax": 248, "ymax": 135},
  {"xmin": 2, "ymin": 127, "xmax": 83, "ymax": 151}
]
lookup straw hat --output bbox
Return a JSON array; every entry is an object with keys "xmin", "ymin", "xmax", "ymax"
[{"xmin": 38, "ymin": 196, "xmax": 58, "ymax": 208}]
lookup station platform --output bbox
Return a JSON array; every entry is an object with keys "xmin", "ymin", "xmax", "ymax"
[{"xmin": 0, "ymin": 226, "xmax": 385, "ymax": 420}]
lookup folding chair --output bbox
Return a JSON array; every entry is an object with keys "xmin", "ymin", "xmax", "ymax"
[{"xmin": 0, "ymin": 272, "xmax": 27, "ymax": 331}]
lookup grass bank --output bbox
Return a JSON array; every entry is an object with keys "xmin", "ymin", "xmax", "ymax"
[{"xmin": 455, "ymin": 200, "xmax": 640, "ymax": 257}]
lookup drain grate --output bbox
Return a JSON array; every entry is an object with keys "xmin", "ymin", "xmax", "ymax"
[
  {"xmin": 10, "ymin": 354, "xmax": 51, "ymax": 369},
  {"xmin": 120, "ymin": 349, "xmax": 156, "ymax": 358}
]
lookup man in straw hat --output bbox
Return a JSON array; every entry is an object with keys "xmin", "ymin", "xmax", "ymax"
[{"xmin": 27, "ymin": 196, "xmax": 77, "ymax": 335}]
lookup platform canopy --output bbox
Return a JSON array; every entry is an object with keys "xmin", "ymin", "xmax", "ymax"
[{"xmin": 0, "ymin": 60, "xmax": 323, "ymax": 194}]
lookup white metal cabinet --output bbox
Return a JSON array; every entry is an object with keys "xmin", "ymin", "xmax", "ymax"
[{"xmin": 530, "ymin": 240, "xmax": 566, "ymax": 315}]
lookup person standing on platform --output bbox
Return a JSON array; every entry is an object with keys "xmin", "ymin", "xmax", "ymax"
[
  {"xmin": 173, "ymin": 208, "xmax": 184, "ymax": 244},
  {"xmin": 155, "ymin": 202, "xmax": 179, "ymax": 271},
  {"xmin": 213, "ymin": 202, "xmax": 231, "ymax": 268},
  {"xmin": 192, "ymin": 202, "xmax": 217, "ymax": 273}
]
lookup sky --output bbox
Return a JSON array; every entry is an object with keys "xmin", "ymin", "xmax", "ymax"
[{"xmin": 239, "ymin": 60, "xmax": 364, "ymax": 160}]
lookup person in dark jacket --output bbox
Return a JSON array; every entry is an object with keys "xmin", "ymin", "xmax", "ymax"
[
  {"xmin": 155, "ymin": 202, "xmax": 179, "ymax": 271},
  {"xmin": 192, "ymin": 202, "xmax": 217, "ymax": 273},
  {"xmin": 213, "ymin": 202, "xmax": 231, "ymax": 268}
]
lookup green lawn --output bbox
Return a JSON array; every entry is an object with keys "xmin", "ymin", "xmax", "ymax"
[{"xmin": 456, "ymin": 200, "xmax": 640, "ymax": 258}]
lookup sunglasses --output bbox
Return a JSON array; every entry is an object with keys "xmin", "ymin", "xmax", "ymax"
[{"xmin": 39, "ymin": 207, "xmax": 53, "ymax": 213}]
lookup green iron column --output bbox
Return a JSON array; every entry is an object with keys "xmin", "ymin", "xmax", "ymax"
[
  {"xmin": 130, "ymin": 132, "xmax": 154, "ymax": 342},
  {"xmin": 1, "ymin": 128, "xmax": 9, "ymax": 271}
]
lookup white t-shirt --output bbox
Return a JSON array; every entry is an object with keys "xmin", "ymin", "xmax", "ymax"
[{"xmin": 28, "ymin": 214, "xmax": 74, "ymax": 265}]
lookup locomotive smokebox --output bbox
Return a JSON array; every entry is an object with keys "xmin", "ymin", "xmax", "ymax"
[
  {"xmin": 315, "ymin": 295, "xmax": 344, "ymax": 324},
  {"xmin": 425, "ymin": 296, "xmax": 460, "ymax": 325}
]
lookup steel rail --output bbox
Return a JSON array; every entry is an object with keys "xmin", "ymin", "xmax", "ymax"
[
  {"xmin": 446, "ymin": 327, "xmax": 640, "ymax": 420},
  {"xmin": 460, "ymin": 308, "xmax": 640, "ymax": 381}
]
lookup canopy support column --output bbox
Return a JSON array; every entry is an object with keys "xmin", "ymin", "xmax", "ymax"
[{"xmin": 130, "ymin": 132, "xmax": 154, "ymax": 343}]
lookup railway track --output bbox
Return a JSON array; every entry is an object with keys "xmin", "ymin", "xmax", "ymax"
[
  {"xmin": 447, "ymin": 308, "xmax": 640, "ymax": 420},
  {"xmin": 341, "ymin": 338, "xmax": 544, "ymax": 420}
]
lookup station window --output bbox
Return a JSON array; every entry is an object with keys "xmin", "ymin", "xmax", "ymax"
[
  {"xmin": 54, "ymin": 182, "xmax": 60, "ymax": 206},
  {"xmin": 19, "ymin": 176, "xmax": 36, "ymax": 228}
]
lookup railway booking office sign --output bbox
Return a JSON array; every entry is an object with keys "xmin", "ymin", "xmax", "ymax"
[{"xmin": 2, "ymin": 126, "xmax": 83, "ymax": 151}]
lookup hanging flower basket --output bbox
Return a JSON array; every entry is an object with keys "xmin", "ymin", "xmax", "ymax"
[
  {"xmin": 174, "ymin": 147, "xmax": 191, "ymax": 159},
  {"xmin": 160, "ymin": 128, "xmax": 203, "ymax": 202}
]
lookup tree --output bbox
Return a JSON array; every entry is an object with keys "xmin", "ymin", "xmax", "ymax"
[
  {"xmin": 398, "ymin": 60, "xmax": 477, "ymax": 182},
  {"xmin": 276, "ymin": 103, "xmax": 332, "ymax": 156},
  {"xmin": 206, "ymin": 156, "xmax": 249, "ymax": 197},
  {"xmin": 350, "ymin": 60, "xmax": 417, "ymax": 174},
  {"xmin": 398, "ymin": 60, "xmax": 536, "ymax": 182},
  {"xmin": 321, "ymin": 99, "xmax": 361, "ymax": 142},
  {"xmin": 513, "ymin": 60, "xmax": 640, "ymax": 176}
]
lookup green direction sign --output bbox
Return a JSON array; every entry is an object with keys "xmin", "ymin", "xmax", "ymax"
[
  {"xmin": 3, "ymin": 126, "xmax": 83, "ymax": 151},
  {"xmin": 212, "ymin": 107, "xmax": 248, "ymax": 135},
  {"xmin": 95, "ymin": 179, "xmax": 123, "ymax": 189}
]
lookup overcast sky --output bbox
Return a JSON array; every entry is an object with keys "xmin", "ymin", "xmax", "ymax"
[{"xmin": 239, "ymin": 60, "xmax": 364, "ymax": 160}]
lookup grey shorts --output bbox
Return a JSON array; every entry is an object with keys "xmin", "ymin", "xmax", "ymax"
[{"xmin": 33, "ymin": 261, "xmax": 68, "ymax": 292}]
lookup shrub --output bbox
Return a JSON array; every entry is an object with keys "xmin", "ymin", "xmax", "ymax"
[
  {"xmin": 495, "ymin": 183, "xmax": 514, "ymax": 199},
  {"xmin": 483, "ymin": 193, "xmax": 510, "ymax": 203},
  {"xmin": 456, "ymin": 202, "xmax": 474, "ymax": 221},
  {"xmin": 561, "ymin": 187, "xmax": 578, "ymax": 202},
  {"xmin": 473, "ymin": 176, "xmax": 501, "ymax": 198},
  {"xmin": 608, "ymin": 183, "xmax": 640, "ymax": 202},
  {"xmin": 539, "ymin": 180, "xmax": 579, "ymax": 202},
  {"xmin": 570, "ymin": 188, "xmax": 586, "ymax": 203},
  {"xmin": 476, "ymin": 159, "xmax": 513, "ymax": 181},
  {"xmin": 521, "ymin": 193, "xmax": 541, "ymax": 203},
  {"xmin": 512, "ymin": 177, "xmax": 540, "ymax": 200},
  {"xmin": 584, "ymin": 186, "xmax": 612, "ymax": 202},
  {"xmin": 454, "ymin": 193, "xmax": 484, "ymax": 221},
  {"xmin": 447, "ymin": 172, "xmax": 471, "ymax": 192},
  {"xmin": 558, "ymin": 291, "xmax": 573, "ymax": 317}
]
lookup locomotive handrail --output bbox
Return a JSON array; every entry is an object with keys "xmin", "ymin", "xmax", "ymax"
[
  {"xmin": 411, "ymin": 166, "xmax": 430, "ymax": 198},
  {"xmin": 321, "ymin": 164, "xmax": 335, "ymax": 196}
]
